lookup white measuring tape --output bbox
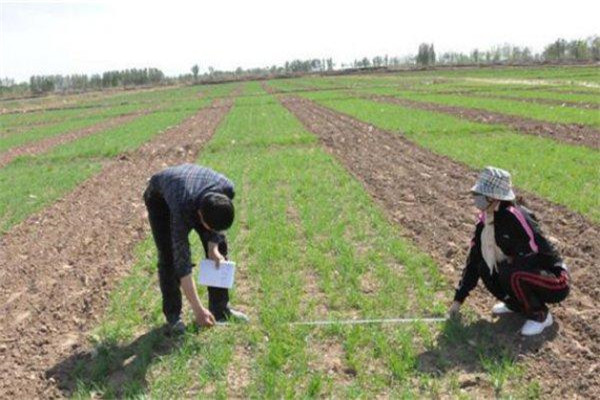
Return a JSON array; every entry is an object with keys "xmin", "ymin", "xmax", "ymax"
[
  {"xmin": 214, "ymin": 316, "xmax": 448, "ymax": 327},
  {"xmin": 289, "ymin": 317, "xmax": 447, "ymax": 326}
]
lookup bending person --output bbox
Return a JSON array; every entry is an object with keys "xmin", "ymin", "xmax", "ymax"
[
  {"xmin": 449, "ymin": 166, "xmax": 569, "ymax": 336},
  {"xmin": 144, "ymin": 164, "xmax": 249, "ymax": 335}
]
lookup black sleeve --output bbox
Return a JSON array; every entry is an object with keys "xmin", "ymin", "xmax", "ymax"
[
  {"xmin": 208, "ymin": 231, "xmax": 226, "ymax": 245},
  {"xmin": 196, "ymin": 227, "xmax": 226, "ymax": 253},
  {"xmin": 454, "ymin": 223, "xmax": 483, "ymax": 303}
]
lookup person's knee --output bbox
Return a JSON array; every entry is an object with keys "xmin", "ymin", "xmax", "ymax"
[{"xmin": 547, "ymin": 284, "xmax": 570, "ymax": 304}]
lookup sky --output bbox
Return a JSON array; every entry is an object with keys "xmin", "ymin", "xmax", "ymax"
[{"xmin": 1, "ymin": 0, "xmax": 599, "ymax": 82}]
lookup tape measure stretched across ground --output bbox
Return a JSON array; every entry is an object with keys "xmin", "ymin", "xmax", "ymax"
[
  {"xmin": 214, "ymin": 316, "xmax": 449, "ymax": 327},
  {"xmin": 289, "ymin": 317, "xmax": 448, "ymax": 326}
]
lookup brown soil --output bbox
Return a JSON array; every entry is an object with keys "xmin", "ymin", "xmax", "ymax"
[
  {"xmin": 279, "ymin": 95, "xmax": 600, "ymax": 398},
  {"xmin": 0, "ymin": 95, "xmax": 236, "ymax": 398},
  {"xmin": 0, "ymin": 110, "xmax": 148, "ymax": 168},
  {"xmin": 365, "ymin": 94, "xmax": 600, "ymax": 150}
]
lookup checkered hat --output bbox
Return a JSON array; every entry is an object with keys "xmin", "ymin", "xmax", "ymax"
[{"xmin": 470, "ymin": 166, "xmax": 516, "ymax": 201}]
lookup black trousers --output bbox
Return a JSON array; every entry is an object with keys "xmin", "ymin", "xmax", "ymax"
[
  {"xmin": 483, "ymin": 263, "xmax": 569, "ymax": 321},
  {"xmin": 144, "ymin": 189, "xmax": 230, "ymax": 323}
]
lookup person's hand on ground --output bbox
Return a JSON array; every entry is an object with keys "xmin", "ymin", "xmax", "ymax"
[
  {"xmin": 448, "ymin": 301, "xmax": 462, "ymax": 317},
  {"xmin": 195, "ymin": 307, "xmax": 216, "ymax": 327}
]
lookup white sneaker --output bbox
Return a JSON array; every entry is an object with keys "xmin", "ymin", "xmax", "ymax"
[
  {"xmin": 521, "ymin": 312, "xmax": 553, "ymax": 336},
  {"xmin": 492, "ymin": 302, "xmax": 514, "ymax": 315}
]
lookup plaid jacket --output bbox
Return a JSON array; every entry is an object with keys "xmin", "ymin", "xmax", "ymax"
[{"xmin": 146, "ymin": 164, "xmax": 235, "ymax": 278}]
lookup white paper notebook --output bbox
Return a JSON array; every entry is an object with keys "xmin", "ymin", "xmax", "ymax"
[{"xmin": 197, "ymin": 259, "xmax": 236, "ymax": 289}]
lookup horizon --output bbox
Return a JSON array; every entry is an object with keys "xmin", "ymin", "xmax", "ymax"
[{"xmin": 1, "ymin": 0, "xmax": 599, "ymax": 83}]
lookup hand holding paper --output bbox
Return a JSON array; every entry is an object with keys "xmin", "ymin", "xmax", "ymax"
[
  {"xmin": 197, "ymin": 259, "xmax": 236, "ymax": 289},
  {"xmin": 207, "ymin": 241, "xmax": 225, "ymax": 268}
]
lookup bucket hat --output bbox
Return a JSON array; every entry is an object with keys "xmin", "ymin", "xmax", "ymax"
[{"xmin": 471, "ymin": 166, "xmax": 516, "ymax": 201}]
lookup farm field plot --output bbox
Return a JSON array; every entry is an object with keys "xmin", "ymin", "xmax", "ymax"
[
  {"xmin": 0, "ymin": 86, "xmax": 216, "ymax": 233},
  {"xmin": 0, "ymin": 82, "xmax": 239, "ymax": 398},
  {"xmin": 1, "ymin": 65, "xmax": 598, "ymax": 399},
  {"xmin": 362, "ymin": 89, "xmax": 600, "ymax": 128},
  {"xmin": 283, "ymin": 90, "xmax": 600, "ymax": 220},
  {"xmin": 272, "ymin": 73, "xmax": 600, "ymax": 127}
]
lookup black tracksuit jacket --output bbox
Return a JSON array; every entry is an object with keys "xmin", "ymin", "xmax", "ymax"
[{"xmin": 454, "ymin": 202, "xmax": 566, "ymax": 303}]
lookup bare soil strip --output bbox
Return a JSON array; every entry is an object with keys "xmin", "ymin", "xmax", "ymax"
[
  {"xmin": 0, "ymin": 110, "xmax": 149, "ymax": 168},
  {"xmin": 365, "ymin": 94, "xmax": 600, "ymax": 150},
  {"xmin": 279, "ymin": 95, "xmax": 600, "ymax": 398},
  {"xmin": 0, "ymin": 95, "xmax": 236, "ymax": 398}
]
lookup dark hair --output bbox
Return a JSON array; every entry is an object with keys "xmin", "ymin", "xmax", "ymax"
[
  {"xmin": 515, "ymin": 195, "xmax": 527, "ymax": 207},
  {"xmin": 498, "ymin": 195, "xmax": 526, "ymax": 209},
  {"xmin": 199, "ymin": 193, "xmax": 234, "ymax": 231}
]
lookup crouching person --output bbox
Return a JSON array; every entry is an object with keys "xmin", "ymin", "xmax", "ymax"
[
  {"xmin": 144, "ymin": 164, "xmax": 249, "ymax": 335},
  {"xmin": 449, "ymin": 167, "xmax": 570, "ymax": 336}
]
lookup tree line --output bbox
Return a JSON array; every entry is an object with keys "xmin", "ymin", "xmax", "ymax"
[
  {"xmin": 27, "ymin": 68, "xmax": 165, "ymax": 95},
  {"xmin": 415, "ymin": 36, "xmax": 600, "ymax": 66},
  {"xmin": 1, "ymin": 36, "xmax": 598, "ymax": 97}
]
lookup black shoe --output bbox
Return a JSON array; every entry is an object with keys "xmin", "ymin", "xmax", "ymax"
[
  {"xmin": 215, "ymin": 308, "xmax": 250, "ymax": 324},
  {"xmin": 165, "ymin": 319, "xmax": 186, "ymax": 336}
]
